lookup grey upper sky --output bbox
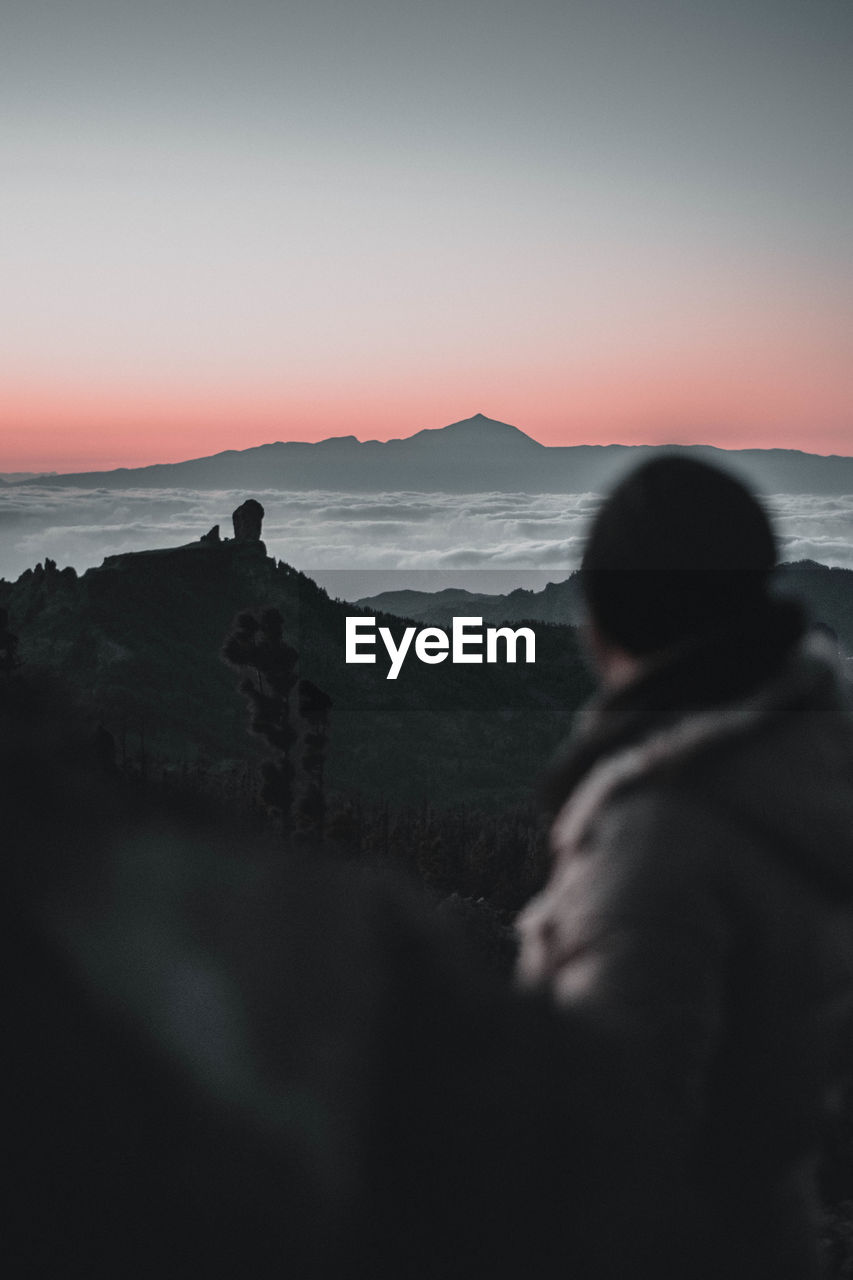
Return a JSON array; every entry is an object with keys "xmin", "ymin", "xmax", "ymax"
[{"xmin": 3, "ymin": 1, "xmax": 852, "ymax": 468}]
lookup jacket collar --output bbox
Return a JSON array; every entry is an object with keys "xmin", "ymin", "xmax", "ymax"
[{"xmin": 542, "ymin": 596, "xmax": 806, "ymax": 821}]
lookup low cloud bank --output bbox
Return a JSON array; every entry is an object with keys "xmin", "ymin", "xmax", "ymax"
[{"xmin": 0, "ymin": 486, "xmax": 850, "ymax": 596}]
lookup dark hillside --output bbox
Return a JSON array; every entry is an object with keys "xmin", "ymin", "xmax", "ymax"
[
  {"xmin": 0, "ymin": 533, "xmax": 593, "ymax": 809},
  {"xmin": 360, "ymin": 562, "xmax": 853, "ymax": 655}
]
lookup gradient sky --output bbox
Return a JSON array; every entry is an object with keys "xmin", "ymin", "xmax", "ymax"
[{"xmin": 3, "ymin": 0, "xmax": 852, "ymax": 471}]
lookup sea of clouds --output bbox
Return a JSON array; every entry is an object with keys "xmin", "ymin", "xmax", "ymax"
[{"xmin": 1, "ymin": 486, "xmax": 852, "ymax": 599}]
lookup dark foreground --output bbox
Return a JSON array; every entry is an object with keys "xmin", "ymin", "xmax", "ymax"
[{"xmin": 6, "ymin": 675, "xmax": 853, "ymax": 1278}]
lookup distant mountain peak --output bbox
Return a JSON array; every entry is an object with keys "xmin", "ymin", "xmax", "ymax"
[
  {"xmin": 410, "ymin": 413, "xmax": 543, "ymax": 447},
  {"xmin": 18, "ymin": 417, "xmax": 853, "ymax": 494},
  {"xmin": 445, "ymin": 413, "xmax": 525, "ymax": 431}
]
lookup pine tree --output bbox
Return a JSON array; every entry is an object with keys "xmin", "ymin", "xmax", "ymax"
[
  {"xmin": 294, "ymin": 678, "xmax": 333, "ymax": 847},
  {"xmin": 0, "ymin": 609, "xmax": 20, "ymax": 677},
  {"xmin": 223, "ymin": 609, "xmax": 332, "ymax": 851},
  {"xmin": 223, "ymin": 608, "xmax": 299, "ymax": 840}
]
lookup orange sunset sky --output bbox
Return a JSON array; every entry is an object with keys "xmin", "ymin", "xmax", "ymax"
[{"xmin": 3, "ymin": 0, "xmax": 851, "ymax": 474}]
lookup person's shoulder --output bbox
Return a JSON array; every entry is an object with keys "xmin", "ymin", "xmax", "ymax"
[
  {"xmin": 547, "ymin": 722, "xmax": 764, "ymax": 882},
  {"xmin": 577, "ymin": 778, "xmax": 740, "ymax": 883},
  {"xmin": 575, "ymin": 640, "xmax": 850, "ymax": 827}
]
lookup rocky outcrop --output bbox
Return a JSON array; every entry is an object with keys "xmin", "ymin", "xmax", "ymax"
[
  {"xmin": 232, "ymin": 500, "xmax": 264, "ymax": 543},
  {"xmin": 200, "ymin": 525, "xmax": 220, "ymax": 544}
]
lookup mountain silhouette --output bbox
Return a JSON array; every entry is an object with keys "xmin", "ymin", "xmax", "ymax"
[
  {"xmin": 359, "ymin": 562, "xmax": 853, "ymax": 656},
  {"xmin": 4, "ymin": 487, "xmax": 852, "ymax": 814},
  {"xmin": 0, "ymin": 505, "xmax": 593, "ymax": 806},
  {"xmin": 20, "ymin": 414, "xmax": 853, "ymax": 494},
  {"xmin": 357, "ymin": 579, "xmax": 587, "ymax": 629}
]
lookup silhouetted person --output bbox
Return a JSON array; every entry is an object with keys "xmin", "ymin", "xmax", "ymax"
[{"xmin": 516, "ymin": 456, "xmax": 853, "ymax": 1279}]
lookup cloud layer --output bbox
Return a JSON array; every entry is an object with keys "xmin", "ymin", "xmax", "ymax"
[{"xmin": 1, "ymin": 486, "xmax": 851, "ymax": 597}]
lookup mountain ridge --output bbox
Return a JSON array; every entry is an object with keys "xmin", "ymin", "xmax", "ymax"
[
  {"xmin": 357, "ymin": 560, "xmax": 853, "ymax": 654},
  {"xmin": 18, "ymin": 414, "xmax": 853, "ymax": 494},
  {"xmin": 0, "ymin": 520, "xmax": 593, "ymax": 806},
  {"xmin": 3, "ymin": 498, "xmax": 851, "ymax": 812}
]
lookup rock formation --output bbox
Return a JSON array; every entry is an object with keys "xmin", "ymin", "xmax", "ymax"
[{"xmin": 232, "ymin": 500, "xmax": 264, "ymax": 543}]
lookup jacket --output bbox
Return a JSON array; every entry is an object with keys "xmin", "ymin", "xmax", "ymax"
[{"xmin": 516, "ymin": 627, "xmax": 853, "ymax": 1278}]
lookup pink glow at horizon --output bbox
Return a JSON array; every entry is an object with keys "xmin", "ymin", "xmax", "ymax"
[
  {"xmin": 4, "ymin": 4, "xmax": 852, "ymax": 475},
  {"xmin": 3, "ymin": 361, "xmax": 852, "ymax": 473}
]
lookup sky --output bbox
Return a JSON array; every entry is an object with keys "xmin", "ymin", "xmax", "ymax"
[{"xmin": 3, "ymin": 0, "xmax": 852, "ymax": 472}]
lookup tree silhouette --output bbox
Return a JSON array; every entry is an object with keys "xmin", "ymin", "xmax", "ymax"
[
  {"xmin": 0, "ymin": 609, "xmax": 21, "ymax": 677},
  {"xmin": 223, "ymin": 608, "xmax": 300, "ymax": 839},
  {"xmin": 294, "ymin": 677, "xmax": 333, "ymax": 846},
  {"xmin": 223, "ymin": 608, "xmax": 331, "ymax": 849}
]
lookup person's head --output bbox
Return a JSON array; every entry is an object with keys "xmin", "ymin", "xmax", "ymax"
[{"xmin": 580, "ymin": 456, "xmax": 778, "ymax": 686}]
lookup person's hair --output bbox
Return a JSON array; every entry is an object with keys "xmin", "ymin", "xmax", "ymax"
[{"xmin": 581, "ymin": 455, "xmax": 778, "ymax": 656}]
